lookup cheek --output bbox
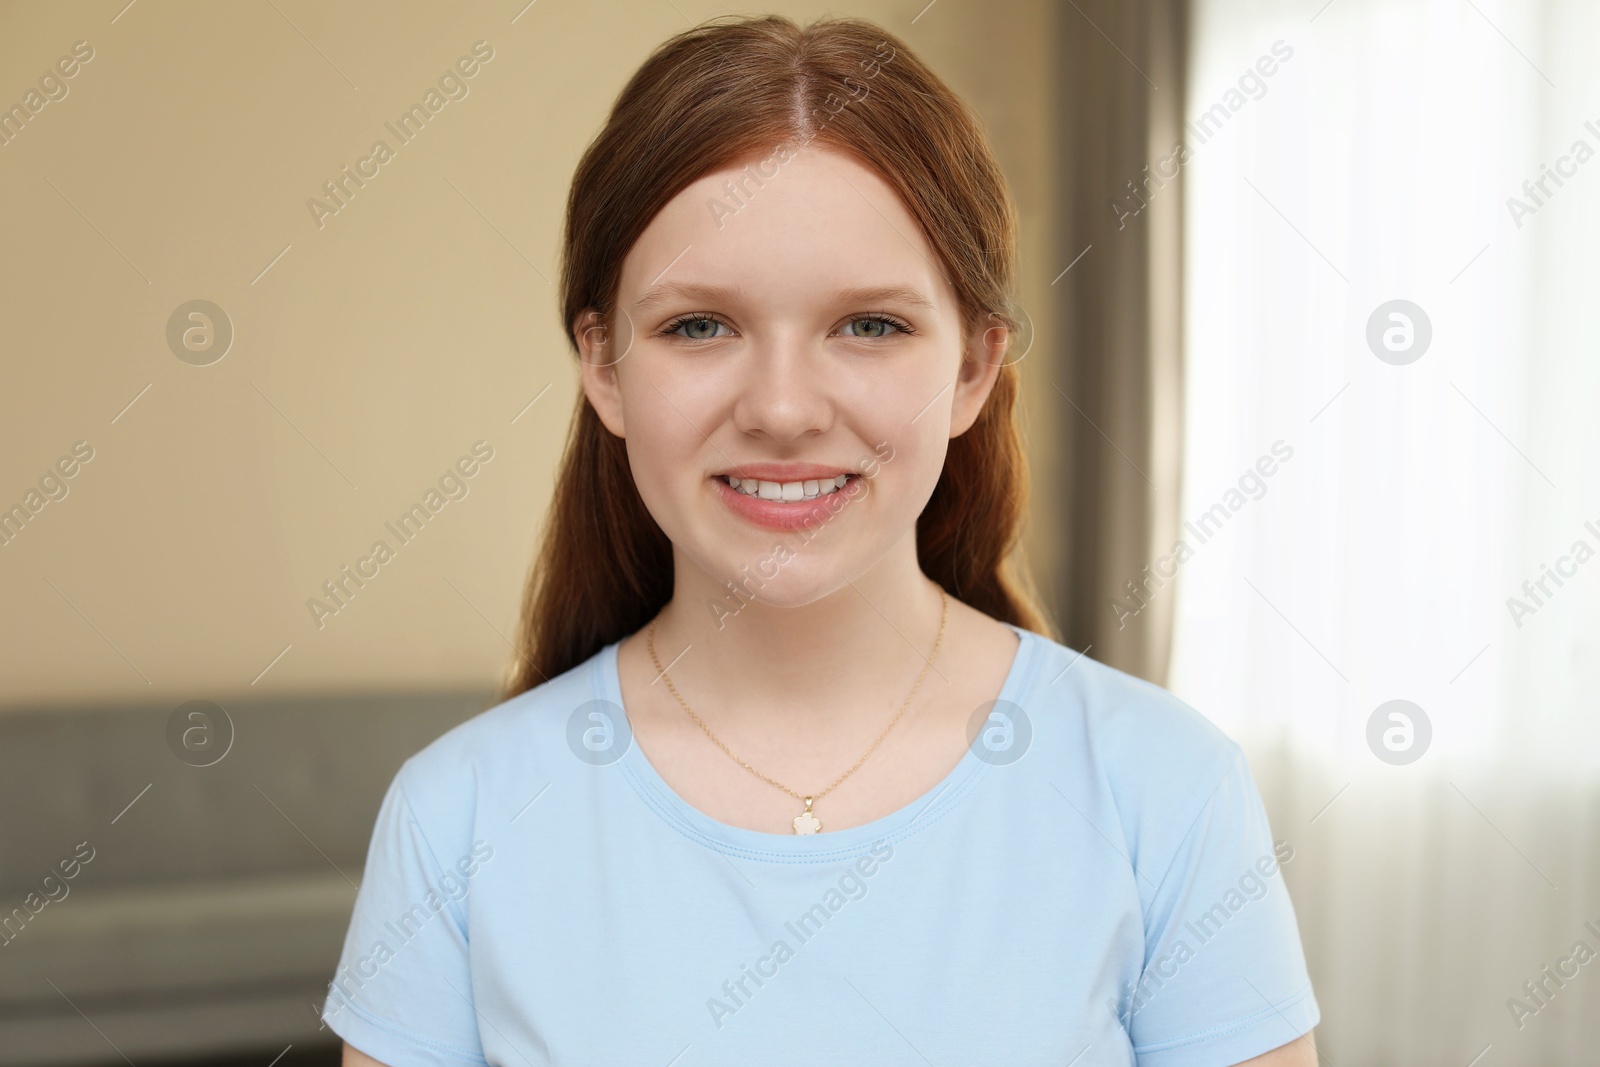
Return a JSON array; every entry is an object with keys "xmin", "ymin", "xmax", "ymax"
[
  {"xmin": 619, "ymin": 391, "xmax": 706, "ymax": 511},
  {"xmin": 891, "ymin": 424, "xmax": 952, "ymax": 503},
  {"xmin": 838, "ymin": 382, "xmax": 949, "ymax": 483}
]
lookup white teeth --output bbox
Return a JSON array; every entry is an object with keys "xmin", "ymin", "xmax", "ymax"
[{"xmin": 723, "ymin": 475, "xmax": 850, "ymax": 500}]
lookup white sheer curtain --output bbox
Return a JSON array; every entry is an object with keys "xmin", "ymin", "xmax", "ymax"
[{"xmin": 1173, "ymin": 0, "xmax": 1600, "ymax": 1061}]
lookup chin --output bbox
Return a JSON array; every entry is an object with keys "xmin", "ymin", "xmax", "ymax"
[{"xmin": 691, "ymin": 542, "xmax": 858, "ymax": 613}]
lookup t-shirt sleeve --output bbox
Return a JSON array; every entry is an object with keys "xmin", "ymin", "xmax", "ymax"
[
  {"xmin": 1128, "ymin": 746, "xmax": 1319, "ymax": 1066},
  {"xmin": 320, "ymin": 763, "xmax": 488, "ymax": 1066}
]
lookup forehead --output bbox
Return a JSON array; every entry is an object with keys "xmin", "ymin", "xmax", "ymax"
[{"xmin": 617, "ymin": 144, "xmax": 953, "ymax": 312}]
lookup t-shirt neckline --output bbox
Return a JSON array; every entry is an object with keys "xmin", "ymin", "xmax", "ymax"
[{"xmin": 597, "ymin": 622, "xmax": 1039, "ymax": 861}]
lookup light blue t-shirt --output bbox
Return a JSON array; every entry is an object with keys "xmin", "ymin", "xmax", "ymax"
[{"xmin": 321, "ymin": 624, "xmax": 1318, "ymax": 1066}]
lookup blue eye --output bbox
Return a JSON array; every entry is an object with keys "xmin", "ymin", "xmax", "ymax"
[
  {"xmin": 663, "ymin": 315, "xmax": 730, "ymax": 340},
  {"xmin": 659, "ymin": 313, "xmax": 913, "ymax": 341},
  {"xmin": 841, "ymin": 315, "xmax": 910, "ymax": 338}
]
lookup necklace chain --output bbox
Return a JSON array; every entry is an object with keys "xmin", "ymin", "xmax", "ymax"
[{"xmin": 645, "ymin": 586, "xmax": 949, "ymax": 813}]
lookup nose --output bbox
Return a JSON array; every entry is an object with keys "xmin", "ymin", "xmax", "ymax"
[{"xmin": 730, "ymin": 329, "xmax": 834, "ymax": 443}]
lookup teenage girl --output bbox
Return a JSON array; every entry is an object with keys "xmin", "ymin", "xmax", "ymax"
[{"xmin": 324, "ymin": 15, "xmax": 1319, "ymax": 1066}]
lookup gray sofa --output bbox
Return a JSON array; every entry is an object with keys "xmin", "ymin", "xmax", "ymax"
[{"xmin": 0, "ymin": 690, "xmax": 490, "ymax": 1065}]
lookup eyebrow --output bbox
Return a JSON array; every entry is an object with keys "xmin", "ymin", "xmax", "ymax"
[
  {"xmin": 632, "ymin": 282, "xmax": 937, "ymax": 316},
  {"xmin": 633, "ymin": 282, "xmax": 746, "ymax": 316}
]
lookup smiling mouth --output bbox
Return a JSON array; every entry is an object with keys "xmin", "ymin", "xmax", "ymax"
[{"xmin": 715, "ymin": 473, "xmax": 857, "ymax": 502}]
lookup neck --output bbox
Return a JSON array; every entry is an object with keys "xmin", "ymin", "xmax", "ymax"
[{"xmin": 644, "ymin": 537, "xmax": 950, "ymax": 732}]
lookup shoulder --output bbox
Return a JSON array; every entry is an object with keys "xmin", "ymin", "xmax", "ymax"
[
  {"xmin": 387, "ymin": 643, "xmax": 611, "ymax": 837},
  {"xmin": 1017, "ymin": 628, "xmax": 1242, "ymax": 773},
  {"xmin": 1014, "ymin": 629, "xmax": 1250, "ymax": 856}
]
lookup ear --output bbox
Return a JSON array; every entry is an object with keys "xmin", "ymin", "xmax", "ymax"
[
  {"xmin": 575, "ymin": 308, "xmax": 628, "ymax": 437},
  {"xmin": 948, "ymin": 313, "xmax": 1009, "ymax": 438}
]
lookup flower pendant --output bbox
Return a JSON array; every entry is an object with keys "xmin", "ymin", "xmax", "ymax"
[{"xmin": 792, "ymin": 796, "xmax": 822, "ymax": 834}]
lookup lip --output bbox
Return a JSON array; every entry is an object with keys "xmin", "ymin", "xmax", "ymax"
[
  {"xmin": 711, "ymin": 472, "xmax": 866, "ymax": 532},
  {"xmin": 715, "ymin": 462, "xmax": 855, "ymax": 482}
]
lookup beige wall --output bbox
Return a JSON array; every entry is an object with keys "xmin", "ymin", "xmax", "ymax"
[{"xmin": 0, "ymin": 0, "xmax": 1060, "ymax": 709}]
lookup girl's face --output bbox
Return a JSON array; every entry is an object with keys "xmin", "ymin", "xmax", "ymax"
[{"xmin": 577, "ymin": 144, "xmax": 1005, "ymax": 608}]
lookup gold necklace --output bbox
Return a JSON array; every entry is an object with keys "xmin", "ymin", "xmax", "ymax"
[{"xmin": 645, "ymin": 586, "xmax": 949, "ymax": 834}]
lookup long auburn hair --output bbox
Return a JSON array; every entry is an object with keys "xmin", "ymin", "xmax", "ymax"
[{"xmin": 501, "ymin": 13, "xmax": 1057, "ymax": 698}]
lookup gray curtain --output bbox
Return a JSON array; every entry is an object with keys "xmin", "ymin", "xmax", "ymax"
[{"xmin": 1052, "ymin": 0, "xmax": 1188, "ymax": 685}]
